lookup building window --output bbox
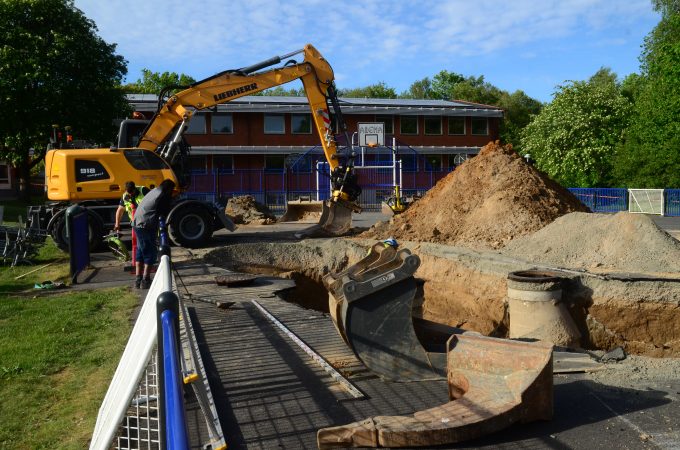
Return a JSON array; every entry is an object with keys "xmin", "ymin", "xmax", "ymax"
[
  {"xmin": 400, "ymin": 116, "xmax": 418, "ymax": 135},
  {"xmin": 264, "ymin": 155, "xmax": 285, "ymax": 172},
  {"xmin": 186, "ymin": 114, "xmax": 206, "ymax": 134},
  {"xmin": 189, "ymin": 155, "xmax": 207, "ymax": 173},
  {"xmin": 264, "ymin": 114, "xmax": 285, "ymax": 134},
  {"xmin": 424, "ymin": 117, "xmax": 442, "ymax": 135},
  {"xmin": 448, "ymin": 117, "xmax": 466, "ymax": 135},
  {"xmin": 375, "ymin": 115, "xmax": 394, "ymax": 135},
  {"xmin": 0, "ymin": 163, "xmax": 10, "ymax": 185},
  {"xmin": 213, "ymin": 155, "xmax": 234, "ymax": 173},
  {"xmin": 471, "ymin": 117, "xmax": 488, "ymax": 135},
  {"xmin": 399, "ymin": 154, "xmax": 417, "ymax": 172},
  {"xmin": 211, "ymin": 113, "xmax": 233, "ymax": 134},
  {"xmin": 424, "ymin": 154, "xmax": 442, "ymax": 171},
  {"xmin": 291, "ymin": 114, "xmax": 312, "ymax": 134}
]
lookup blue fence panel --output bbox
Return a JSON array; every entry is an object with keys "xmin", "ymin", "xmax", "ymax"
[
  {"xmin": 568, "ymin": 188, "xmax": 628, "ymax": 213},
  {"xmin": 161, "ymin": 309, "xmax": 190, "ymax": 450},
  {"xmin": 665, "ymin": 189, "xmax": 680, "ymax": 216}
]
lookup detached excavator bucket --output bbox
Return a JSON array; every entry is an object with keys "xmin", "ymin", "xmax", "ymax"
[
  {"xmin": 319, "ymin": 242, "xmax": 554, "ymax": 448},
  {"xmin": 317, "ymin": 335, "xmax": 553, "ymax": 448},
  {"xmin": 279, "ymin": 199, "xmax": 325, "ymax": 222},
  {"xmin": 323, "ymin": 242, "xmax": 448, "ymax": 381}
]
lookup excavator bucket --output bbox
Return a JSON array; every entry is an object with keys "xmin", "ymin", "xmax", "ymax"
[
  {"xmin": 323, "ymin": 242, "xmax": 448, "ymax": 381},
  {"xmin": 279, "ymin": 199, "xmax": 325, "ymax": 223},
  {"xmin": 317, "ymin": 200, "xmax": 354, "ymax": 236},
  {"xmin": 319, "ymin": 242, "xmax": 554, "ymax": 448},
  {"xmin": 317, "ymin": 335, "xmax": 553, "ymax": 448}
]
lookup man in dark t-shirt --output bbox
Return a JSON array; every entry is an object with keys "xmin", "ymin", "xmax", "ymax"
[{"xmin": 132, "ymin": 179, "xmax": 175, "ymax": 289}]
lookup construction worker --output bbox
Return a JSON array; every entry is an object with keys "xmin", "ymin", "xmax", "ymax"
[
  {"xmin": 114, "ymin": 181, "xmax": 149, "ymax": 232},
  {"xmin": 114, "ymin": 181, "xmax": 149, "ymax": 280}
]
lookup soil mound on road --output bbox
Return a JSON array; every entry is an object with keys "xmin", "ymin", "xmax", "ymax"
[
  {"xmin": 503, "ymin": 211, "xmax": 680, "ymax": 273},
  {"xmin": 362, "ymin": 141, "xmax": 589, "ymax": 249},
  {"xmin": 226, "ymin": 195, "xmax": 276, "ymax": 225}
]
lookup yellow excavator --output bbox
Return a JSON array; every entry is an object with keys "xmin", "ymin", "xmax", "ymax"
[{"xmin": 30, "ymin": 45, "xmax": 361, "ymax": 250}]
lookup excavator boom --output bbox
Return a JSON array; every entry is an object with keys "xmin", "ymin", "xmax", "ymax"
[{"xmin": 137, "ymin": 45, "xmax": 360, "ymax": 234}]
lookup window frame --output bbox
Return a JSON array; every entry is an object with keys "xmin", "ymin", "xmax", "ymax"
[
  {"xmin": 448, "ymin": 117, "xmax": 466, "ymax": 135},
  {"xmin": 399, "ymin": 116, "xmax": 418, "ymax": 135},
  {"xmin": 471, "ymin": 117, "xmax": 489, "ymax": 136},
  {"xmin": 211, "ymin": 113, "xmax": 234, "ymax": 134},
  {"xmin": 374, "ymin": 115, "xmax": 394, "ymax": 135},
  {"xmin": 0, "ymin": 163, "xmax": 10, "ymax": 185},
  {"xmin": 186, "ymin": 113, "xmax": 207, "ymax": 134},
  {"xmin": 264, "ymin": 154, "xmax": 285, "ymax": 173},
  {"xmin": 424, "ymin": 116, "xmax": 443, "ymax": 135},
  {"xmin": 399, "ymin": 154, "xmax": 417, "ymax": 172},
  {"xmin": 423, "ymin": 154, "xmax": 443, "ymax": 171},
  {"xmin": 213, "ymin": 155, "xmax": 234, "ymax": 174},
  {"xmin": 291, "ymin": 113, "xmax": 312, "ymax": 134},
  {"xmin": 264, "ymin": 114, "xmax": 286, "ymax": 134}
]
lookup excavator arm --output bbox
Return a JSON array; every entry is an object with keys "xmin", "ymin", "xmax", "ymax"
[{"xmin": 138, "ymin": 44, "xmax": 361, "ymax": 217}]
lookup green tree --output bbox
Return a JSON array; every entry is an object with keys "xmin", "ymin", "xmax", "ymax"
[
  {"xmin": 521, "ymin": 74, "xmax": 631, "ymax": 187},
  {"xmin": 339, "ymin": 82, "xmax": 397, "ymax": 98},
  {"xmin": 400, "ymin": 77, "xmax": 433, "ymax": 99},
  {"xmin": 123, "ymin": 69, "xmax": 196, "ymax": 94},
  {"xmin": 0, "ymin": 0, "xmax": 128, "ymax": 199},
  {"xmin": 496, "ymin": 90, "xmax": 543, "ymax": 150},
  {"xmin": 614, "ymin": 1, "xmax": 680, "ymax": 187},
  {"xmin": 255, "ymin": 86, "xmax": 305, "ymax": 96},
  {"xmin": 430, "ymin": 70, "xmax": 465, "ymax": 99}
]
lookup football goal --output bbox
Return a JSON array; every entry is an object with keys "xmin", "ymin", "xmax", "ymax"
[{"xmin": 628, "ymin": 189, "xmax": 664, "ymax": 215}]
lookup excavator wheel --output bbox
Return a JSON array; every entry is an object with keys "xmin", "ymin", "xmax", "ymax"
[
  {"xmin": 49, "ymin": 210, "xmax": 103, "ymax": 252},
  {"xmin": 167, "ymin": 206, "xmax": 213, "ymax": 248}
]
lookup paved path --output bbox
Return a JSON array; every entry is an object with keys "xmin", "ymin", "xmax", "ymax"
[{"xmin": 174, "ymin": 262, "xmax": 680, "ymax": 450}]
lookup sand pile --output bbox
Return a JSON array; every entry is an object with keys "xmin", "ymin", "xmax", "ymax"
[
  {"xmin": 363, "ymin": 141, "xmax": 589, "ymax": 249},
  {"xmin": 503, "ymin": 212, "xmax": 680, "ymax": 274},
  {"xmin": 225, "ymin": 195, "xmax": 276, "ymax": 225}
]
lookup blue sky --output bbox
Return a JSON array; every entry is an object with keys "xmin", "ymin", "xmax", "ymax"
[{"xmin": 74, "ymin": 0, "xmax": 660, "ymax": 103}]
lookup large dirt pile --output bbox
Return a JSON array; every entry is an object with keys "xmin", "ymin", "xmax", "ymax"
[
  {"xmin": 225, "ymin": 195, "xmax": 276, "ymax": 225},
  {"xmin": 362, "ymin": 141, "xmax": 589, "ymax": 249},
  {"xmin": 503, "ymin": 211, "xmax": 680, "ymax": 273}
]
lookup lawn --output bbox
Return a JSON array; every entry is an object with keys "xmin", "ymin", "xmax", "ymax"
[
  {"xmin": 0, "ymin": 236, "xmax": 140, "ymax": 449},
  {"xmin": 0, "ymin": 196, "xmax": 43, "ymax": 224}
]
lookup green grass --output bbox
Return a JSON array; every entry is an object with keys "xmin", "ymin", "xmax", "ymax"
[
  {"xmin": 0, "ymin": 196, "xmax": 44, "ymax": 224},
  {"xmin": 0, "ymin": 287, "xmax": 139, "ymax": 449},
  {"xmin": 0, "ymin": 238, "xmax": 69, "ymax": 294}
]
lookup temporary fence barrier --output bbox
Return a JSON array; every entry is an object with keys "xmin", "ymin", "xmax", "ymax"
[
  {"xmin": 90, "ymin": 255, "xmax": 226, "ymax": 450},
  {"xmin": 568, "ymin": 188, "xmax": 628, "ymax": 213}
]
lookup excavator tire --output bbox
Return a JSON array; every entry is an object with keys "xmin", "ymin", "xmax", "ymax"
[
  {"xmin": 167, "ymin": 206, "xmax": 213, "ymax": 248},
  {"xmin": 49, "ymin": 210, "xmax": 103, "ymax": 252}
]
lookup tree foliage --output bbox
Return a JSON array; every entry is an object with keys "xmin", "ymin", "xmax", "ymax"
[
  {"xmin": 339, "ymin": 82, "xmax": 397, "ymax": 99},
  {"xmin": 613, "ymin": 2, "xmax": 680, "ymax": 187},
  {"xmin": 0, "ymin": 0, "xmax": 129, "ymax": 197},
  {"xmin": 123, "ymin": 69, "xmax": 195, "ymax": 94},
  {"xmin": 521, "ymin": 73, "xmax": 632, "ymax": 187}
]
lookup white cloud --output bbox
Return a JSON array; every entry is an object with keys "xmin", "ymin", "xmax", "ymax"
[{"xmin": 74, "ymin": 0, "xmax": 658, "ymax": 93}]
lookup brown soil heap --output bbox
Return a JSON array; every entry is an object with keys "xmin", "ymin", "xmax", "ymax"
[
  {"xmin": 363, "ymin": 141, "xmax": 589, "ymax": 249},
  {"xmin": 225, "ymin": 195, "xmax": 276, "ymax": 225},
  {"xmin": 503, "ymin": 211, "xmax": 680, "ymax": 274}
]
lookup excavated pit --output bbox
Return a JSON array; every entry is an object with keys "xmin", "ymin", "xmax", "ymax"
[{"xmin": 205, "ymin": 237, "xmax": 680, "ymax": 357}]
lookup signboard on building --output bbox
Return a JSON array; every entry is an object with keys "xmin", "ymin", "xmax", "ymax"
[{"xmin": 358, "ymin": 122, "xmax": 385, "ymax": 147}]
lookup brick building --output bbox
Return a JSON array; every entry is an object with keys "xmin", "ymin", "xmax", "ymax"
[{"xmin": 128, "ymin": 95, "xmax": 503, "ymax": 209}]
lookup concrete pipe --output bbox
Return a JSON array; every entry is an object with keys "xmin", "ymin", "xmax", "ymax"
[{"xmin": 507, "ymin": 270, "xmax": 581, "ymax": 348}]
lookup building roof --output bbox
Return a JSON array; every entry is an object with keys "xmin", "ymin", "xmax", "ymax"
[{"xmin": 127, "ymin": 94, "xmax": 504, "ymax": 118}]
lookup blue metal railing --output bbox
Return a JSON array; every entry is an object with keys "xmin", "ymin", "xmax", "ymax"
[
  {"xmin": 568, "ymin": 188, "xmax": 628, "ymax": 213},
  {"xmin": 160, "ymin": 307, "xmax": 189, "ymax": 450}
]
